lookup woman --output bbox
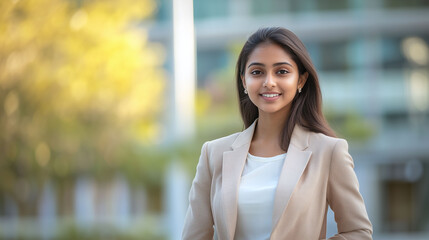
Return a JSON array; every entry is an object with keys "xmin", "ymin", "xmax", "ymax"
[{"xmin": 182, "ymin": 27, "xmax": 373, "ymax": 240}]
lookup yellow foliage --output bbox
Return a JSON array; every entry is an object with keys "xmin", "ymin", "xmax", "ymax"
[
  {"xmin": 195, "ymin": 89, "xmax": 211, "ymax": 116},
  {"xmin": 0, "ymin": 0, "xmax": 165, "ymax": 177}
]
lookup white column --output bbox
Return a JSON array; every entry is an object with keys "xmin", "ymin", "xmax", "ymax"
[
  {"xmin": 39, "ymin": 180, "xmax": 57, "ymax": 240},
  {"xmin": 172, "ymin": 0, "xmax": 196, "ymax": 140},
  {"xmin": 165, "ymin": 161, "xmax": 190, "ymax": 240},
  {"xmin": 112, "ymin": 174, "xmax": 131, "ymax": 229},
  {"xmin": 74, "ymin": 176, "xmax": 95, "ymax": 228},
  {"xmin": 166, "ymin": 1, "xmax": 196, "ymax": 239}
]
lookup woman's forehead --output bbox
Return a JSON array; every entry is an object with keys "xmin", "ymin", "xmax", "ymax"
[{"xmin": 246, "ymin": 42, "xmax": 296, "ymax": 67}]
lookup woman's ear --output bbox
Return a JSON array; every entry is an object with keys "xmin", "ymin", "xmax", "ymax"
[
  {"xmin": 241, "ymin": 74, "xmax": 247, "ymax": 90},
  {"xmin": 298, "ymin": 72, "xmax": 309, "ymax": 89}
]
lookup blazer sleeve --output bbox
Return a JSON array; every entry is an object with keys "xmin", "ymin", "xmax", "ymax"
[
  {"xmin": 327, "ymin": 139, "xmax": 373, "ymax": 240},
  {"xmin": 182, "ymin": 141, "xmax": 214, "ymax": 240}
]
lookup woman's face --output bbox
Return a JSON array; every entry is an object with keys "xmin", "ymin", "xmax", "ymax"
[{"xmin": 242, "ymin": 42, "xmax": 308, "ymax": 117}]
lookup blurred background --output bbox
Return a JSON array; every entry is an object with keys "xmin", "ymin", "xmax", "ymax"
[{"xmin": 1, "ymin": 0, "xmax": 429, "ymax": 239}]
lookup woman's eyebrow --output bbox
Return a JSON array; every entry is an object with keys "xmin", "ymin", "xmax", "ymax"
[
  {"xmin": 247, "ymin": 62, "xmax": 293, "ymax": 68},
  {"xmin": 273, "ymin": 62, "xmax": 293, "ymax": 67}
]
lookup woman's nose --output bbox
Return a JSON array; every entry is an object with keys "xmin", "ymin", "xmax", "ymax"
[{"xmin": 263, "ymin": 74, "xmax": 276, "ymax": 88}]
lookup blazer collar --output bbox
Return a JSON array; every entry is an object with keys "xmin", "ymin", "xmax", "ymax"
[
  {"xmin": 230, "ymin": 119, "xmax": 257, "ymax": 150},
  {"xmin": 222, "ymin": 119, "xmax": 312, "ymax": 239},
  {"xmin": 289, "ymin": 123, "xmax": 310, "ymax": 151}
]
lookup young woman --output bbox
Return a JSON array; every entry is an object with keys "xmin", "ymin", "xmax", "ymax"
[{"xmin": 182, "ymin": 27, "xmax": 373, "ymax": 240}]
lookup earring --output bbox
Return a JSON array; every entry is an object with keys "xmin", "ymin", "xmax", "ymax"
[
  {"xmin": 298, "ymin": 88, "xmax": 302, "ymax": 93},
  {"xmin": 244, "ymin": 89, "xmax": 248, "ymax": 94}
]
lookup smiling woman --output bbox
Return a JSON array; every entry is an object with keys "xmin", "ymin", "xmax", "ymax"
[
  {"xmin": 242, "ymin": 43, "xmax": 307, "ymax": 133},
  {"xmin": 182, "ymin": 27, "xmax": 373, "ymax": 240}
]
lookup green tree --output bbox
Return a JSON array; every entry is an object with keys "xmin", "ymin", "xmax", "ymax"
[{"xmin": 0, "ymin": 0, "xmax": 165, "ymax": 215}]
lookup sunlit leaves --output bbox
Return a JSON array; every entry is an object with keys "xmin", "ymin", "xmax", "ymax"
[{"xmin": 0, "ymin": 0, "xmax": 165, "ymax": 197}]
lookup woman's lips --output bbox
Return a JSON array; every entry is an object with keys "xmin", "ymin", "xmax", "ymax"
[{"xmin": 260, "ymin": 92, "xmax": 281, "ymax": 101}]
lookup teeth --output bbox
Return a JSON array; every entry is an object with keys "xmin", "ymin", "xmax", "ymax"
[{"xmin": 262, "ymin": 94, "xmax": 279, "ymax": 98}]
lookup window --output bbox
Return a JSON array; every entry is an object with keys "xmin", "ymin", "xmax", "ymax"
[{"xmin": 318, "ymin": 40, "xmax": 350, "ymax": 71}]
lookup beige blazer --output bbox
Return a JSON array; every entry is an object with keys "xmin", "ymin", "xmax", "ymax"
[{"xmin": 182, "ymin": 120, "xmax": 373, "ymax": 240}]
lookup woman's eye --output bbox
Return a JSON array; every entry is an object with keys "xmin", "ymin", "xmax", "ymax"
[
  {"xmin": 277, "ymin": 69, "xmax": 289, "ymax": 74},
  {"xmin": 251, "ymin": 70, "xmax": 262, "ymax": 75}
]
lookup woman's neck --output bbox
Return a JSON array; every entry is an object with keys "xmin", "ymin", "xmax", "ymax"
[{"xmin": 249, "ymin": 111, "xmax": 289, "ymax": 157}]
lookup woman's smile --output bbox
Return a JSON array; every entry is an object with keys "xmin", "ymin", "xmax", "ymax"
[{"xmin": 260, "ymin": 92, "xmax": 281, "ymax": 101}]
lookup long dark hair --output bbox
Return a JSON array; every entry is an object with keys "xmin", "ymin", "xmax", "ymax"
[{"xmin": 236, "ymin": 27, "xmax": 336, "ymax": 150}]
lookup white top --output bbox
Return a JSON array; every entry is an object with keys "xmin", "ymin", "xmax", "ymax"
[{"xmin": 234, "ymin": 152, "xmax": 286, "ymax": 240}]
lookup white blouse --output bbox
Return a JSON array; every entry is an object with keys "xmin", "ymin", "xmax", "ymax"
[{"xmin": 234, "ymin": 152, "xmax": 286, "ymax": 240}]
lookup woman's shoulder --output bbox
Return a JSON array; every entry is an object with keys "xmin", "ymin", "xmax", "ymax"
[
  {"xmin": 305, "ymin": 131, "xmax": 351, "ymax": 166},
  {"xmin": 205, "ymin": 131, "xmax": 242, "ymax": 152},
  {"xmin": 307, "ymin": 129, "xmax": 348, "ymax": 150}
]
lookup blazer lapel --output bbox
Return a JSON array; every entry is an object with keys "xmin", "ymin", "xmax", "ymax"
[
  {"xmin": 271, "ymin": 125, "xmax": 312, "ymax": 231},
  {"xmin": 221, "ymin": 120, "xmax": 256, "ymax": 240}
]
